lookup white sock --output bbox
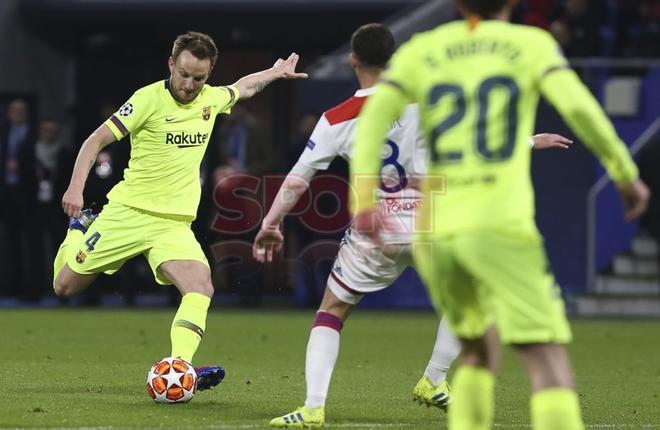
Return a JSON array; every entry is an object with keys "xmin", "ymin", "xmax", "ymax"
[
  {"xmin": 304, "ymin": 312, "xmax": 342, "ymax": 409},
  {"xmin": 424, "ymin": 317, "xmax": 461, "ymax": 386}
]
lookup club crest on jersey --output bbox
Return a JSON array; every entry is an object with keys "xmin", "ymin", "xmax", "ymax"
[
  {"xmin": 76, "ymin": 250, "xmax": 86, "ymax": 264},
  {"xmin": 202, "ymin": 106, "xmax": 211, "ymax": 121}
]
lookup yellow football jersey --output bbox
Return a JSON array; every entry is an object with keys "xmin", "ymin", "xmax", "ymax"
[
  {"xmin": 352, "ymin": 20, "xmax": 637, "ymax": 236},
  {"xmin": 104, "ymin": 80, "xmax": 238, "ymax": 219}
]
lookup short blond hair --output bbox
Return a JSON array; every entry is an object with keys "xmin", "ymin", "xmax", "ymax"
[{"xmin": 172, "ymin": 31, "xmax": 218, "ymax": 68}]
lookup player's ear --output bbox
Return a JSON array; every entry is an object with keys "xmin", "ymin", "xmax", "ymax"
[
  {"xmin": 168, "ymin": 56, "xmax": 175, "ymax": 73},
  {"xmin": 349, "ymin": 53, "xmax": 358, "ymax": 70}
]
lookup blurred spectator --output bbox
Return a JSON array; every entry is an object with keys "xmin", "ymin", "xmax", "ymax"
[
  {"xmin": 550, "ymin": 0, "xmax": 604, "ymax": 57},
  {"xmin": 218, "ymin": 104, "xmax": 254, "ymax": 170},
  {"xmin": 513, "ymin": 0, "xmax": 556, "ymax": 29},
  {"xmin": 286, "ymin": 112, "xmax": 320, "ymax": 170},
  {"xmin": 0, "ymin": 99, "xmax": 36, "ymax": 297},
  {"xmin": 207, "ymin": 106, "xmax": 272, "ymax": 305},
  {"xmin": 281, "ymin": 112, "xmax": 323, "ymax": 306},
  {"xmin": 210, "ymin": 164, "xmax": 264, "ymax": 305},
  {"xmin": 215, "ymin": 104, "xmax": 273, "ymax": 174},
  {"xmin": 84, "ymin": 102, "xmax": 128, "ymax": 206},
  {"xmin": 617, "ymin": 0, "xmax": 660, "ymax": 57},
  {"xmin": 637, "ymin": 1, "xmax": 660, "ymax": 55},
  {"xmin": 27, "ymin": 119, "xmax": 72, "ymax": 301}
]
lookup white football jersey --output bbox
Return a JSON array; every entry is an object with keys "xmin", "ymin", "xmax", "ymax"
[{"xmin": 298, "ymin": 86, "xmax": 427, "ymax": 244}]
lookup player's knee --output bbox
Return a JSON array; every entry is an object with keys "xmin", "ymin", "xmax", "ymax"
[
  {"xmin": 177, "ymin": 278, "xmax": 214, "ymax": 298},
  {"xmin": 53, "ymin": 278, "xmax": 76, "ymax": 298},
  {"xmin": 461, "ymin": 348, "xmax": 486, "ymax": 367},
  {"xmin": 319, "ymin": 288, "xmax": 353, "ymax": 321},
  {"xmin": 460, "ymin": 340, "xmax": 491, "ymax": 368},
  {"xmin": 190, "ymin": 281, "xmax": 214, "ymax": 298},
  {"xmin": 203, "ymin": 282, "xmax": 215, "ymax": 297},
  {"xmin": 514, "ymin": 343, "xmax": 574, "ymax": 390}
]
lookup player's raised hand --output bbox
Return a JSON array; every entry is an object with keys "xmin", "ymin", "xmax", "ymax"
[
  {"xmin": 253, "ymin": 226, "xmax": 285, "ymax": 263},
  {"xmin": 61, "ymin": 186, "xmax": 84, "ymax": 218},
  {"xmin": 272, "ymin": 53, "xmax": 308, "ymax": 80},
  {"xmin": 532, "ymin": 133, "xmax": 573, "ymax": 150},
  {"xmin": 618, "ymin": 178, "xmax": 650, "ymax": 221}
]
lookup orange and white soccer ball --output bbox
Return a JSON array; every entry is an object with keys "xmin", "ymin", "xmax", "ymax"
[{"xmin": 146, "ymin": 357, "xmax": 197, "ymax": 403}]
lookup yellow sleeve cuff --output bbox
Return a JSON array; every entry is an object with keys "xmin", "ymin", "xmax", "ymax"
[{"xmin": 103, "ymin": 115, "xmax": 128, "ymax": 141}]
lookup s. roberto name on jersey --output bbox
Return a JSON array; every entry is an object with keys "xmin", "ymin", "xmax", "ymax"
[{"xmin": 166, "ymin": 131, "xmax": 209, "ymax": 148}]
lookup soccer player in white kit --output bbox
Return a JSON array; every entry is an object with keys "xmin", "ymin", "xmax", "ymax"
[{"xmin": 254, "ymin": 24, "xmax": 573, "ymax": 428}]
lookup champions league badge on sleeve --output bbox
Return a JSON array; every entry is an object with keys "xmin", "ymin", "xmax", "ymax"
[{"xmin": 119, "ymin": 103, "xmax": 134, "ymax": 117}]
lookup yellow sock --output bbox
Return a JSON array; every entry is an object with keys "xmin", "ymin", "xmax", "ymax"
[
  {"xmin": 531, "ymin": 388, "xmax": 584, "ymax": 430},
  {"xmin": 170, "ymin": 292, "xmax": 211, "ymax": 363},
  {"xmin": 53, "ymin": 229, "xmax": 84, "ymax": 283},
  {"xmin": 448, "ymin": 366, "xmax": 495, "ymax": 430}
]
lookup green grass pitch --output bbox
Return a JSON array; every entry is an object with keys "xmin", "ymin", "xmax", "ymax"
[{"xmin": 0, "ymin": 309, "xmax": 658, "ymax": 429}]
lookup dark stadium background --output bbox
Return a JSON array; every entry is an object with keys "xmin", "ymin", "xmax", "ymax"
[{"xmin": 0, "ymin": 0, "xmax": 659, "ymax": 317}]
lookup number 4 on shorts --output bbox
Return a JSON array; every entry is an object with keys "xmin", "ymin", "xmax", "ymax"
[{"xmin": 85, "ymin": 232, "xmax": 101, "ymax": 252}]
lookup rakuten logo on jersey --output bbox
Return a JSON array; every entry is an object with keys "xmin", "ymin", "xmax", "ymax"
[{"xmin": 166, "ymin": 132, "xmax": 209, "ymax": 147}]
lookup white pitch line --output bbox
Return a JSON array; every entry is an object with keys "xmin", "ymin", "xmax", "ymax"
[
  {"xmin": 1, "ymin": 424, "xmax": 657, "ymax": 430},
  {"xmin": 323, "ymin": 425, "xmax": 413, "ymax": 428},
  {"xmin": 494, "ymin": 426, "xmax": 660, "ymax": 429},
  {"xmin": 0, "ymin": 426, "xmax": 412, "ymax": 430}
]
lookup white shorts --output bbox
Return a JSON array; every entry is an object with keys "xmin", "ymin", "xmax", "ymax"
[{"xmin": 327, "ymin": 227, "xmax": 414, "ymax": 305}]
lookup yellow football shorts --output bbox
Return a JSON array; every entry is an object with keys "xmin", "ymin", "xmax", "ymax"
[
  {"xmin": 66, "ymin": 201, "xmax": 209, "ymax": 285},
  {"xmin": 413, "ymin": 230, "xmax": 572, "ymax": 345}
]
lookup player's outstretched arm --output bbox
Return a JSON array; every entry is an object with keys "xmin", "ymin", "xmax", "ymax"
[
  {"xmin": 253, "ymin": 161, "xmax": 317, "ymax": 262},
  {"xmin": 541, "ymin": 69, "xmax": 650, "ymax": 219},
  {"xmin": 233, "ymin": 53, "xmax": 308, "ymax": 100},
  {"xmin": 62, "ymin": 124, "xmax": 116, "ymax": 218}
]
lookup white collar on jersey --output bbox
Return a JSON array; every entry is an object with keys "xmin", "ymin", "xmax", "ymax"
[{"xmin": 354, "ymin": 87, "xmax": 377, "ymax": 97}]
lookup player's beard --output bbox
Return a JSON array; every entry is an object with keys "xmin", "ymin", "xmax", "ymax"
[
  {"xmin": 172, "ymin": 81, "xmax": 200, "ymax": 104},
  {"xmin": 178, "ymin": 89, "xmax": 199, "ymax": 103}
]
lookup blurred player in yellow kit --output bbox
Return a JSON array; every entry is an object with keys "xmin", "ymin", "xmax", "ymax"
[
  {"xmin": 350, "ymin": 1, "xmax": 649, "ymax": 429},
  {"xmin": 52, "ymin": 31, "xmax": 307, "ymax": 390},
  {"xmin": 258, "ymin": 23, "xmax": 572, "ymax": 428}
]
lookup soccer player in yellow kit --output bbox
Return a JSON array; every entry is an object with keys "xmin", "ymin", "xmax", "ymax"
[
  {"xmin": 350, "ymin": 1, "xmax": 649, "ymax": 429},
  {"xmin": 52, "ymin": 31, "xmax": 307, "ymax": 390}
]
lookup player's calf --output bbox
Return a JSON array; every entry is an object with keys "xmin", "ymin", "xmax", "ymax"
[{"xmin": 160, "ymin": 260, "xmax": 215, "ymax": 298}]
